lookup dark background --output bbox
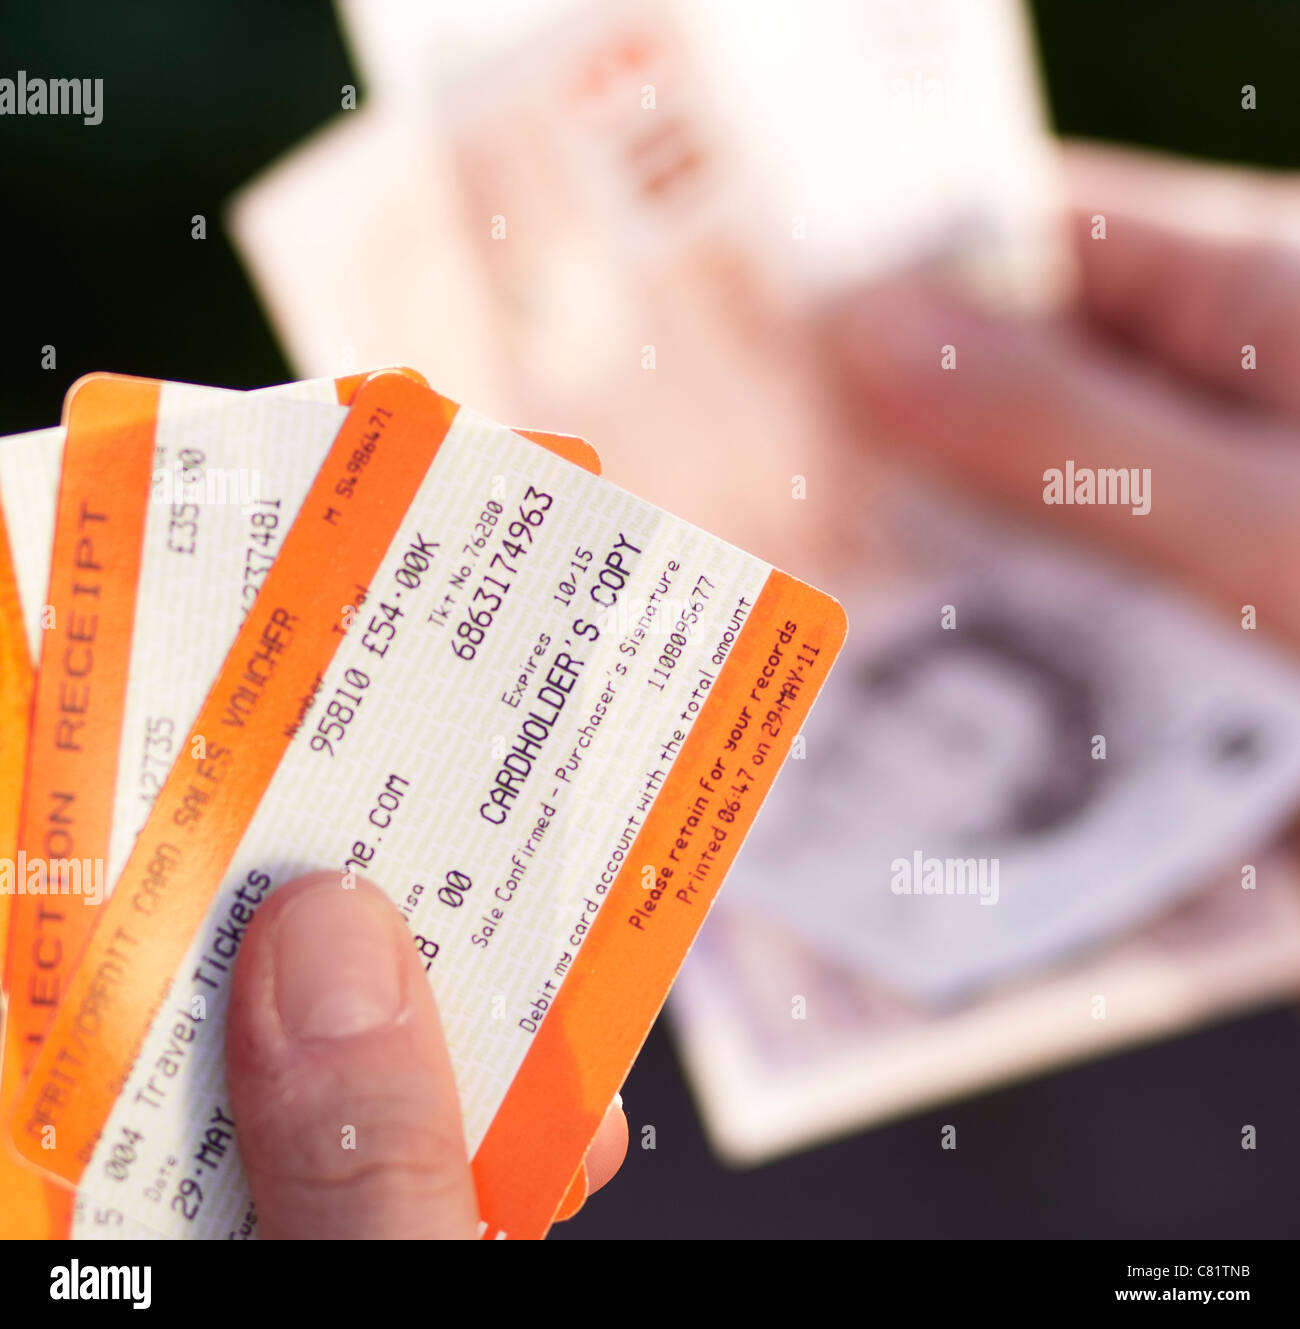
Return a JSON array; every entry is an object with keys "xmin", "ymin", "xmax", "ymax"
[{"xmin": 1, "ymin": 1, "xmax": 1296, "ymax": 1238}]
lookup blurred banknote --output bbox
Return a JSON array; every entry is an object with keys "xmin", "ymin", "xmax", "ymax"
[
  {"xmin": 670, "ymin": 480, "xmax": 1300, "ymax": 1159},
  {"xmin": 671, "ymin": 847, "xmax": 1300, "ymax": 1163},
  {"xmin": 333, "ymin": 0, "xmax": 1064, "ymax": 302},
  {"xmin": 731, "ymin": 485, "xmax": 1300, "ymax": 1005}
]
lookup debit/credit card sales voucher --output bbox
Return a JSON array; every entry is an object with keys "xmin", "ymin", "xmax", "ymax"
[{"xmin": 13, "ymin": 375, "xmax": 844, "ymax": 1238}]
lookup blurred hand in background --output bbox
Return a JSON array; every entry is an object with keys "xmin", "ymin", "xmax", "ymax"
[{"xmin": 831, "ymin": 141, "xmax": 1300, "ymax": 649}]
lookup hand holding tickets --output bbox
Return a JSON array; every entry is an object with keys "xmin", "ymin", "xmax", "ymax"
[{"xmin": 0, "ymin": 369, "xmax": 845, "ymax": 1238}]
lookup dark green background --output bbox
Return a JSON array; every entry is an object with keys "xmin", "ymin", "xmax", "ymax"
[{"xmin": 1, "ymin": 1, "xmax": 1296, "ymax": 1239}]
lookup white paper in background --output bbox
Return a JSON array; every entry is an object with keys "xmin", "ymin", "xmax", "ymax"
[
  {"xmin": 670, "ymin": 0, "xmax": 1068, "ymax": 304},
  {"xmin": 227, "ymin": 107, "xmax": 504, "ymax": 413},
  {"xmin": 336, "ymin": 0, "xmax": 579, "ymax": 108},
  {"xmin": 730, "ymin": 485, "xmax": 1300, "ymax": 1006},
  {"xmin": 335, "ymin": 0, "xmax": 1066, "ymax": 304}
]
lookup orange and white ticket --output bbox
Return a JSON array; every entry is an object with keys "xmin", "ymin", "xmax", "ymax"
[
  {"xmin": 9, "ymin": 373, "xmax": 844, "ymax": 1238},
  {"xmin": 0, "ymin": 371, "xmax": 587, "ymax": 1239}
]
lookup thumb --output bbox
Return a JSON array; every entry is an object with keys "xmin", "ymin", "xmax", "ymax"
[{"xmin": 225, "ymin": 871, "xmax": 479, "ymax": 1239}]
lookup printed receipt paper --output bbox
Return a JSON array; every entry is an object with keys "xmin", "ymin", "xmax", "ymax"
[{"xmin": 9, "ymin": 372, "xmax": 845, "ymax": 1239}]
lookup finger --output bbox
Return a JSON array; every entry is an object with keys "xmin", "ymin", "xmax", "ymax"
[
  {"xmin": 1061, "ymin": 140, "xmax": 1300, "ymax": 414},
  {"xmin": 551, "ymin": 1097, "xmax": 628, "ymax": 1222},
  {"xmin": 584, "ymin": 1097, "xmax": 628, "ymax": 1197},
  {"xmin": 1061, "ymin": 139, "xmax": 1300, "ymax": 243},
  {"xmin": 226, "ymin": 872, "xmax": 479, "ymax": 1239},
  {"xmin": 828, "ymin": 279, "xmax": 1300, "ymax": 642}
]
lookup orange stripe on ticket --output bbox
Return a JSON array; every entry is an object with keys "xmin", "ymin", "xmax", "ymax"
[
  {"xmin": 472, "ymin": 569, "xmax": 845, "ymax": 1237},
  {"xmin": 1, "ymin": 479, "xmax": 74, "ymax": 1239},
  {"xmin": 0, "ymin": 493, "xmax": 32, "ymax": 977},
  {"xmin": 5, "ymin": 376, "xmax": 159, "ymax": 1087},
  {"xmin": 0, "ymin": 375, "xmax": 156, "ymax": 1238},
  {"xmin": 335, "ymin": 359, "xmax": 599, "ymax": 472},
  {"xmin": 333, "ymin": 366, "xmax": 424, "ymax": 402}
]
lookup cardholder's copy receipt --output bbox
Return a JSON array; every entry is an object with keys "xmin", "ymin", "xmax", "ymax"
[{"xmin": 11, "ymin": 374, "xmax": 845, "ymax": 1238}]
